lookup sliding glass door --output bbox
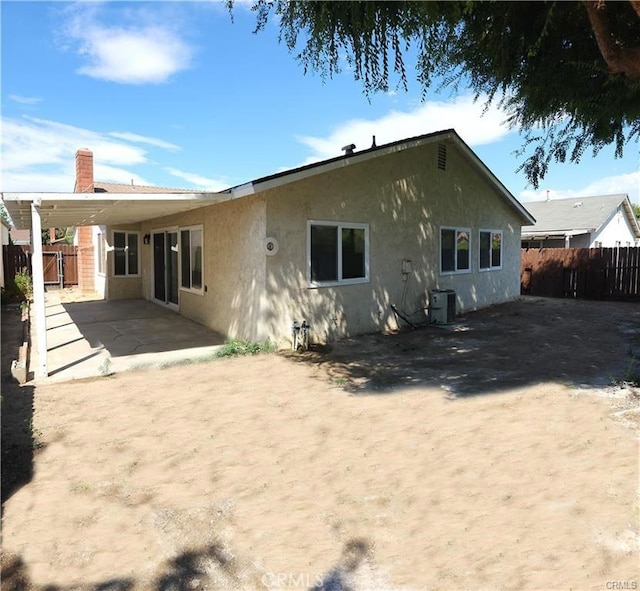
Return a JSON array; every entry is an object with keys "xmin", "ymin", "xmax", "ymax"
[{"xmin": 152, "ymin": 230, "xmax": 179, "ymax": 308}]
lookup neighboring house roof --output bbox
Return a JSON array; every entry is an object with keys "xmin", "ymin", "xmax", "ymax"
[
  {"xmin": 522, "ymin": 194, "xmax": 640, "ymax": 240},
  {"xmin": 9, "ymin": 228, "xmax": 31, "ymax": 245},
  {"xmin": 2, "ymin": 129, "xmax": 535, "ymax": 229},
  {"xmin": 94, "ymin": 182, "xmax": 193, "ymax": 194}
]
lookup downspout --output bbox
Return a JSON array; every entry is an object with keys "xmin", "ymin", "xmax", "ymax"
[{"xmin": 31, "ymin": 199, "xmax": 48, "ymax": 377}]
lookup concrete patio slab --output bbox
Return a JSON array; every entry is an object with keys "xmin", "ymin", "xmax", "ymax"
[{"xmin": 29, "ymin": 289, "xmax": 227, "ymax": 383}]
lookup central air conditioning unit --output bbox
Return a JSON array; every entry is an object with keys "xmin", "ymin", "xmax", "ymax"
[{"xmin": 429, "ymin": 289, "xmax": 456, "ymax": 324}]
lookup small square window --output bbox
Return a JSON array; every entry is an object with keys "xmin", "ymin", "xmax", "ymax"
[{"xmin": 308, "ymin": 221, "xmax": 369, "ymax": 286}]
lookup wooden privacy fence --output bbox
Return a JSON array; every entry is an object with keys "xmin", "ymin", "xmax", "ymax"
[
  {"xmin": 521, "ymin": 247, "xmax": 640, "ymax": 301},
  {"xmin": 3, "ymin": 244, "xmax": 78, "ymax": 287}
]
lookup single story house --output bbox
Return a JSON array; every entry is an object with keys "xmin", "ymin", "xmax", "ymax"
[
  {"xmin": 2, "ymin": 129, "xmax": 535, "ymax": 376},
  {"xmin": 521, "ymin": 194, "xmax": 640, "ymax": 249}
]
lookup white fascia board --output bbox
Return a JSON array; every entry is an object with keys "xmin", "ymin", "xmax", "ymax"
[
  {"xmin": 230, "ymin": 183, "xmax": 255, "ymax": 199},
  {"xmin": 565, "ymin": 228, "xmax": 594, "ymax": 236},
  {"xmin": 620, "ymin": 196, "xmax": 640, "ymax": 238},
  {"xmin": 1, "ymin": 192, "xmax": 223, "ymax": 202}
]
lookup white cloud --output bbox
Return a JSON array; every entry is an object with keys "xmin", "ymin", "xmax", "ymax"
[
  {"xmin": 2, "ymin": 170, "xmax": 76, "ymax": 194},
  {"xmin": 1, "ymin": 116, "xmax": 147, "ymax": 174},
  {"xmin": 519, "ymin": 171, "xmax": 640, "ymax": 205},
  {"xmin": 109, "ymin": 132, "xmax": 181, "ymax": 151},
  {"xmin": 294, "ymin": 94, "xmax": 513, "ymax": 166},
  {"xmin": 1, "ymin": 116, "xmax": 179, "ymax": 192},
  {"xmin": 9, "ymin": 95, "xmax": 43, "ymax": 105},
  {"xmin": 165, "ymin": 167, "xmax": 229, "ymax": 192},
  {"xmin": 63, "ymin": 7, "xmax": 193, "ymax": 84}
]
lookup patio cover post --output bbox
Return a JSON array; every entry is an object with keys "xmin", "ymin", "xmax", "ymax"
[{"xmin": 31, "ymin": 200, "xmax": 48, "ymax": 377}]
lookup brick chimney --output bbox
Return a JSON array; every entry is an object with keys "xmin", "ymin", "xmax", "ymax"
[
  {"xmin": 74, "ymin": 148, "xmax": 96, "ymax": 292},
  {"xmin": 74, "ymin": 148, "xmax": 94, "ymax": 193}
]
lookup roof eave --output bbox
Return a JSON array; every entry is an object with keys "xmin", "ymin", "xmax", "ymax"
[
  {"xmin": 227, "ymin": 130, "xmax": 536, "ymax": 226},
  {"xmin": 621, "ymin": 196, "xmax": 640, "ymax": 239},
  {"xmin": 522, "ymin": 229, "xmax": 593, "ymax": 240}
]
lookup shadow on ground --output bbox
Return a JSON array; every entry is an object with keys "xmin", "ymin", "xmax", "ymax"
[
  {"xmin": 1, "ymin": 544, "xmax": 248, "ymax": 591},
  {"xmin": 1, "ymin": 538, "xmax": 382, "ymax": 591},
  {"xmin": 1, "ymin": 305, "xmax": 38, "ymax": 511},
  {"xmin": 282, "ymin": 297, "xmax": 640, "ymax": 397}
]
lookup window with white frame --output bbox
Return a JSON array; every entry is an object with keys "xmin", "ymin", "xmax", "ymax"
[
  {"xmin": 113, "ymin": 231, "xmax": 139, "ymax": 276},
  {"xmin": 97, "ymin": 231, "xmax": 106, "ymax": 275},
  {"xmin": 440, "ymin": 227, "xmax": 471, "ymax": 273},
  {"xmin": 180, "ymin": 225, "xmax": 203, "ymax": 293},
  {"xmin": 479, "ymin": 230, "xmax": 503, "ymax": 270},
  {"xmin": 308, "ymin": 221, "xmax": 369, "ymax": 286}
]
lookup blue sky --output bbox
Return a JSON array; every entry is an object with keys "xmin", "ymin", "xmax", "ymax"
[{"xmin": 2, "ymin": 1, "xmax": 639, "ymax": 206}]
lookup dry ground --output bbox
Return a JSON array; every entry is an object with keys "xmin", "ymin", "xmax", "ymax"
[{"xmin": 2, "ymin": 296, "xmax": 639, "ymax": 591}]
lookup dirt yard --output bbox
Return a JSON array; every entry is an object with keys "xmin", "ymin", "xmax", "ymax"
[{"xmin": 2, "ymin": 296, "xmax": 639, "ymax": 591}]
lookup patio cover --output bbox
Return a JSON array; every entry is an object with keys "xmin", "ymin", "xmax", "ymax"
[
  {"xmin": 1, "ymin": 192, "xmax": 228, "ymax": 230},
  {"xmin": 1, "ymin": 191, "xmax": 227, "ymax": 378}
]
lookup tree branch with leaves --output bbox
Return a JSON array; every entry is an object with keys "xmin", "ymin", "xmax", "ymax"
[{"xmin": 237, "ymin": 0, "xmax": 640, "ymax": 189}]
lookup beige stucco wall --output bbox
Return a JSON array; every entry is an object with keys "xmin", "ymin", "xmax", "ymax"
[
  {"xmin": 259, "ymin": 139, "xmax": 524, "ymax": 345},
  {"xmin": 137, "ymin": 195, "xmax": 267, "ymax": 341},
  {"xmin": 103, "ymin": 139, "xmax": 526, "ymax": 347}
]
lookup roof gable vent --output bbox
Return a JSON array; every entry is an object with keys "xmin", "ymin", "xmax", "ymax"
[{"xmin": 437, "ymin": 144, "xmax": 447, "ymax": 171}]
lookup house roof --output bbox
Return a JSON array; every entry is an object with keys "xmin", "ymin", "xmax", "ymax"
[
  {"xmin": 2, "ymin": 129, "xmax": 534, "ymax": 229},
  {"xmin": 223, "ymin": 129, "xmax": 535, "ymax": 225},
  {"xmin": 522, "ymin": 194, "xmax": 640, "ymax": 240},
  {"xmin": 94, "ymin": 182, "xmax": 194, "ymax": 194}
]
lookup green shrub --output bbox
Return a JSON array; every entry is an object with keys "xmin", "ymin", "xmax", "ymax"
[
  {"xmin": 216, "ymin": 339, "xmax": 274, "ymax": 358},
  {"xmin": 13, "ymin": 268, "xmax": 33, "ymax": 302}
]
